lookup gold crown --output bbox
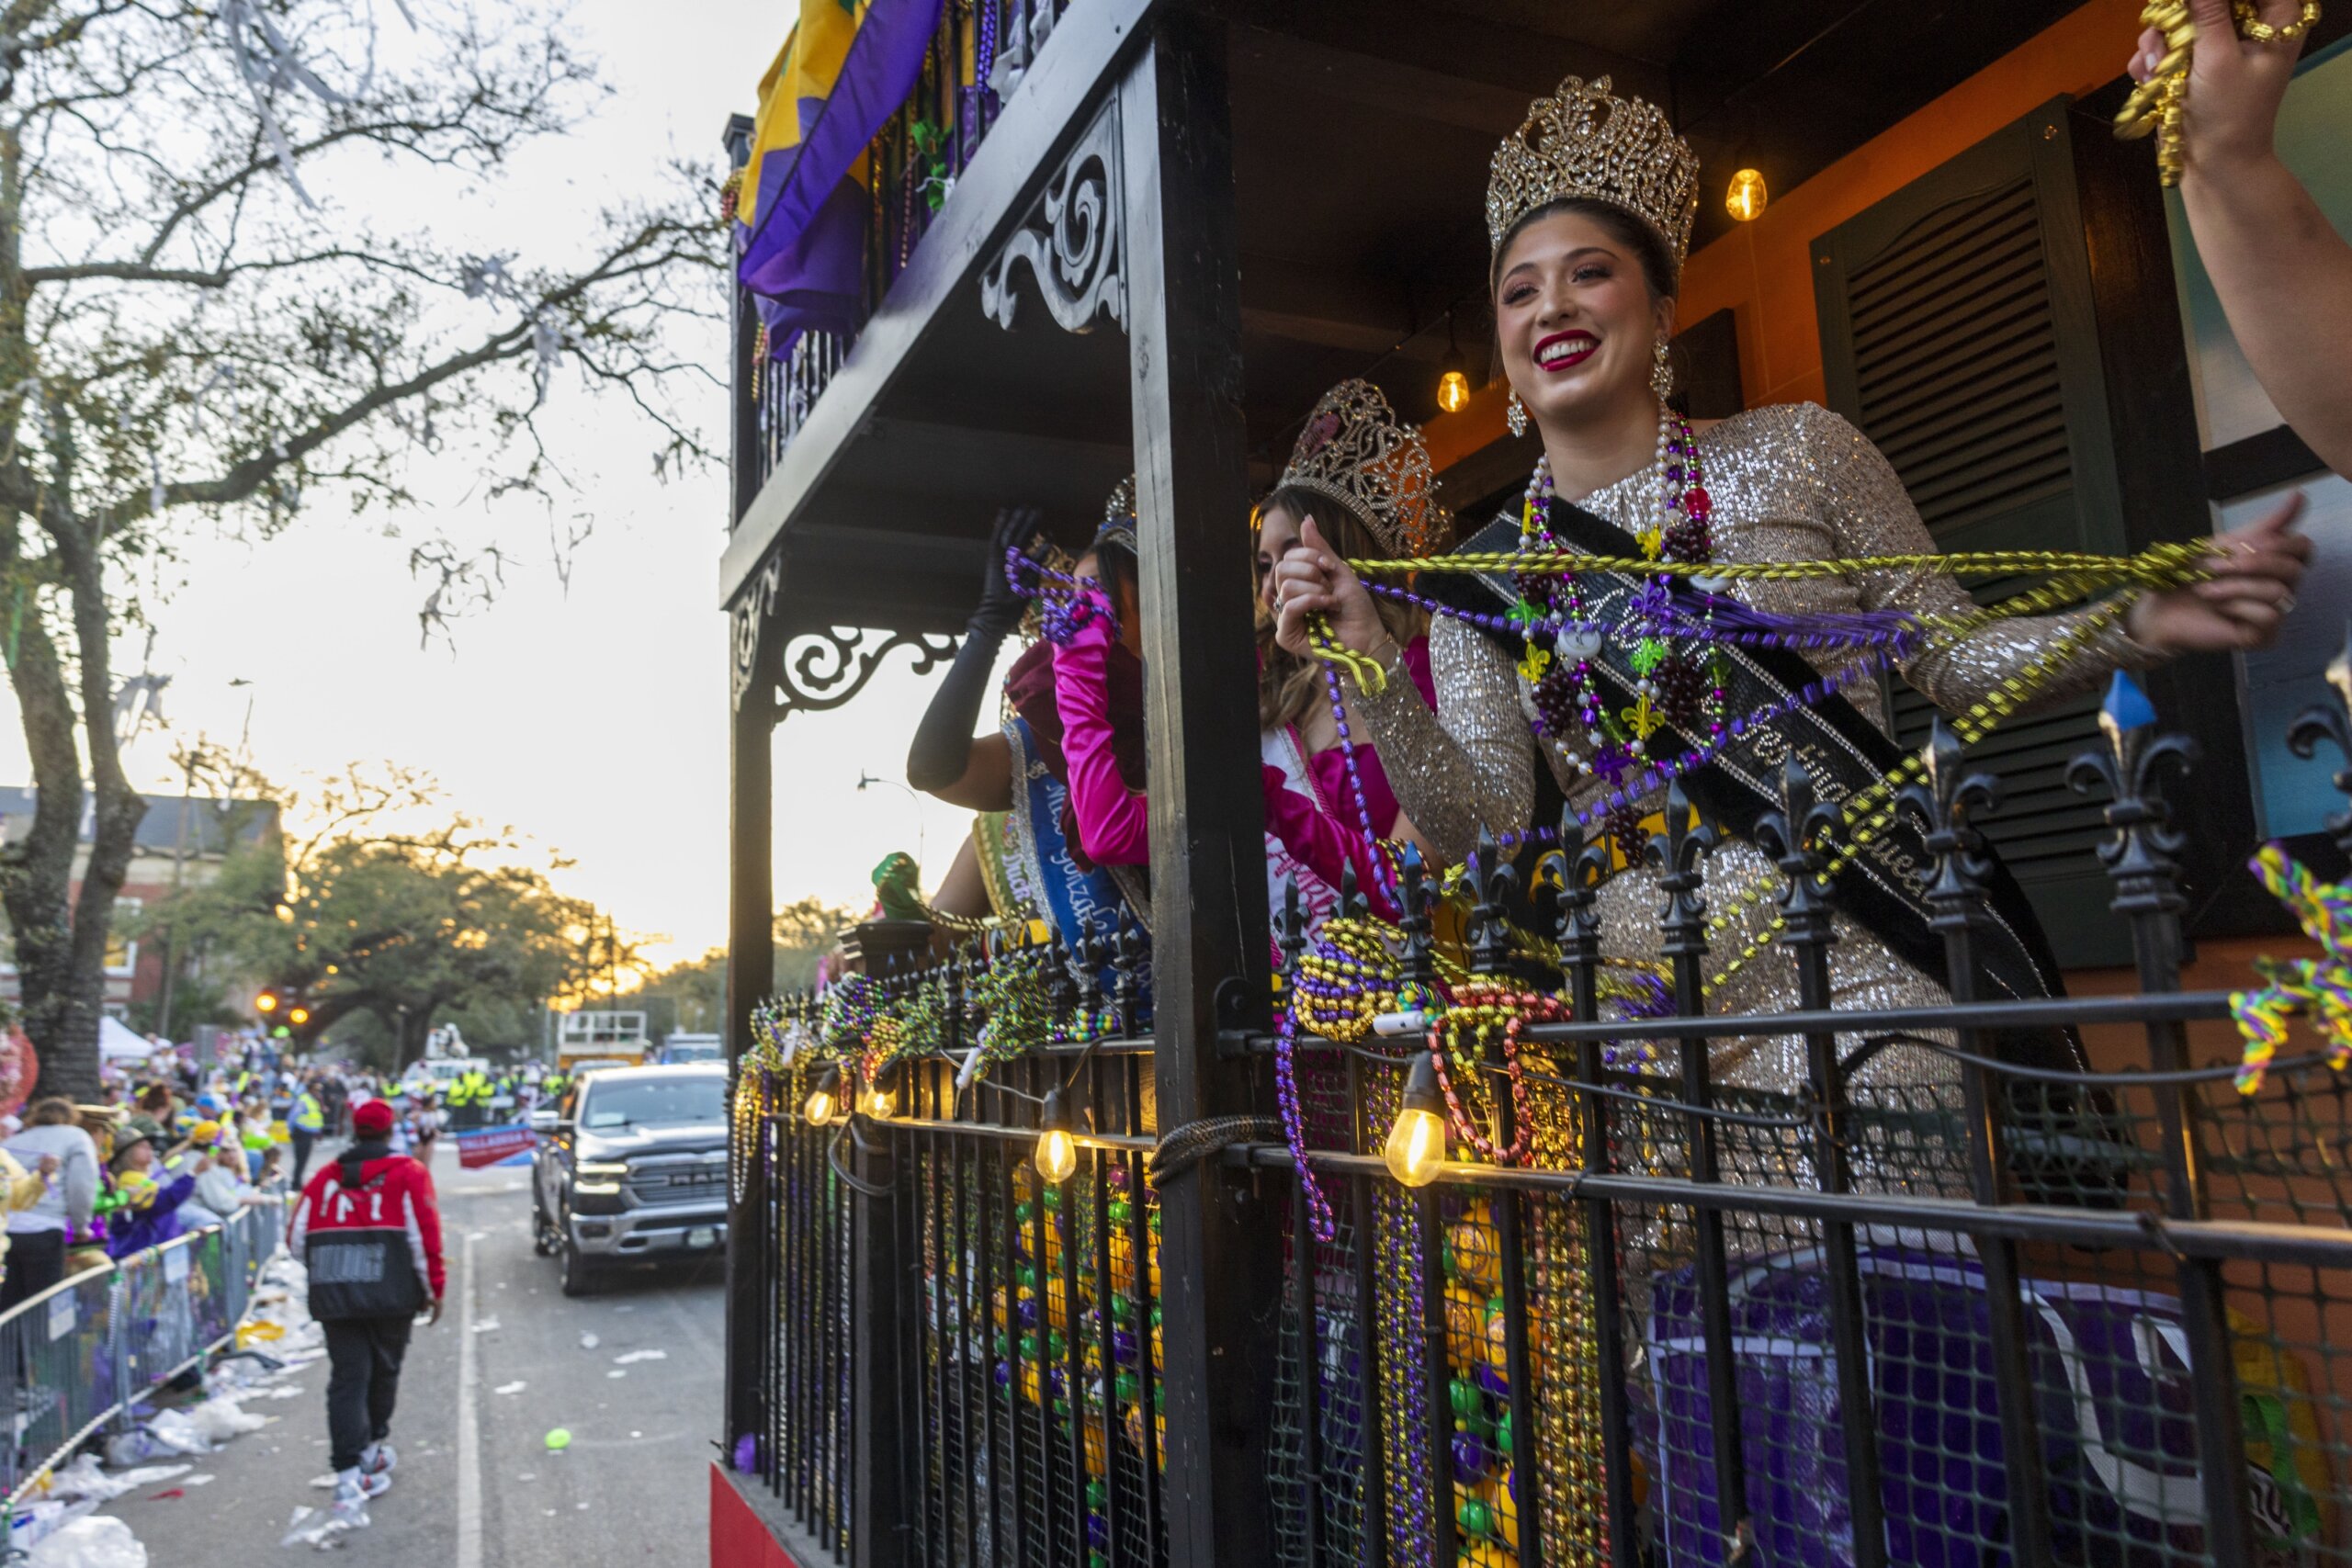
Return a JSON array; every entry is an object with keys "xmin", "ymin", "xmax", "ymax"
[
  {"xmin": 1276, "ymin": 379, "xmax": 1452, "ymax": 558},
  {"xmin": 1487, "ymin": 75, "xmax": 1699, "ymax": 267},
  {"xmin": 1096, "ymin": 474, "xmax": 1138, "ymax": 554}
]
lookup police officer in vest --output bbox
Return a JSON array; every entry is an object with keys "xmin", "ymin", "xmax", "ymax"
[{"xmin": 289, "ymin": 1075, "xmax": 328, "ymax": 1188}]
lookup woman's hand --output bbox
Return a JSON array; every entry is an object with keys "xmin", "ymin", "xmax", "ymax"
[
  {"xmin": 2131, "ymin": 0, "xmax": 2304, "ymax": 176},
  {"xmin": 1271, "ymin": 517, "xmax": 1387, "ymax": 660},
  {"xmin": 972, "ymin": 504, "xmax": 1048, "ymax": 638},
  {"xmin": 2126, "ymin": 491, "xmax": 2311, "ymax": 653}
]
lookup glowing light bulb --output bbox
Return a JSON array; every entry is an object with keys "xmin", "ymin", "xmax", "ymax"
[
  {"xmin": 803, "ymin": 1065, "xmax": 842, "ymax": 1126},
  {"xmin": 1384, "ymin": 1054, "xmax": 1449, "ymax": 1187},
  {"xmin": 1035, "ymin": 1087, "xmax": 1079, "ymax": 1184},
  {"xmin": 1436, "ymin": 368, "xmax": 1471, "ymax": 414},
  {"xmin": 1035, "ymin": 1127, "xmax": 1077, "ymax": 1185},
  {"xmin": 1384, "ymin": 1106, "xmax": 1447, "ymax": 1187},
  {"xmin": 1725, "ymin": 168, "xmax": 1767, "ymax": 222}
]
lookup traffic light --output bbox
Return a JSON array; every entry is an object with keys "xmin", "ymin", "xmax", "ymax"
[
  {"xmin": 288, "ymin": 1005, "xmax": 311, "ymax": 1027},
  {"xmin": 255, "ymin": 989, "xmax": 280, "ymax": 1016}
]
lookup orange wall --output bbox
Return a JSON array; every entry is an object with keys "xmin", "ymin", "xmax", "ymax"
[{"xmin": 1424, "ymin": 0, "xmax": 2146, "ymax": 468}]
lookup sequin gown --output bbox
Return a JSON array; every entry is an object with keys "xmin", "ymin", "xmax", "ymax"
[{"xmin": 1373, "ymin": 402, "xmax": 2154, "ymax": 1146}]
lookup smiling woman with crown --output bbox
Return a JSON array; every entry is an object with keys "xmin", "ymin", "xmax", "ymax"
[
  {"xmin": 1251, "ymin": 378, "xmax": 1528, "ymax": 933},
  {"xmin": 1271, "ymin": 75, "xmax": 2310, "ymax": 1086}
]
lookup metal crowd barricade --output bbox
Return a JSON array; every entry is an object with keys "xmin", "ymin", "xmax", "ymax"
[
  {"xmin": 0, "ymin": 1263, "xmax": 119, "ymax": 1504},
  {"xmin": 0, "ymin": 1202, "xmax": 286, "ymax": 1509}
]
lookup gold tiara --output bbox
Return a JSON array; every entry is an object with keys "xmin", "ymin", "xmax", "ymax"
[
  {"xmin": 1276, "ymin": 379, "xmax": 1452, "ymax": 559},
  {"xmin": 1487, "ymin": 75, "xmax": 1700, "ymax": 267}
]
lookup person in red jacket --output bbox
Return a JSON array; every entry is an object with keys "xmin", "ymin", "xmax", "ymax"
[{"xmin": 288, "ymin": 1098, "xmax": 444, "ymax": 1526}]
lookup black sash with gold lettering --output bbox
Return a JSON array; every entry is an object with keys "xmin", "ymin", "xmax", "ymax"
[{"xmin": 1434, "ymin": 509, "xmax": 2089, "ymax": 1077}]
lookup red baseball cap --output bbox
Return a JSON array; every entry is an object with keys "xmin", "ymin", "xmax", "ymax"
[{"xmin": 353, "ymin": 1100, "xmax": 395, "ymax": 1136}]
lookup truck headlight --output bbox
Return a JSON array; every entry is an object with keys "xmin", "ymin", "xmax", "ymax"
[{"xmin": 575, "ymin": 1160, "xmax": 628, "ymax": 1196}]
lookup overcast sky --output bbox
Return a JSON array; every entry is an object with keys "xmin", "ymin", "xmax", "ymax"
[{"xmin": 0, "ymin": 1, "xmax": 992, "ymax": 965}]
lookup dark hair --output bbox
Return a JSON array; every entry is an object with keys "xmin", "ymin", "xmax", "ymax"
[
  {"xmin": 1491, "ymin": 197, "xmax": 1678, "ymax": 301},
  {"xmin": 1084, "ymin": 530, "xmax": 1142, "ymax": 632},
  {"xmin": 28, "ymin": 1097, "xmax": 75, "ymax": 1126}
]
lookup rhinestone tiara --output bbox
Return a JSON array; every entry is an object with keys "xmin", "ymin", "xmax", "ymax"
[
  {"xmin": 1094, "ymin": 474, "xmax": 1137, "ymax": 556},
  {"xmin": 1275, "ymin": 379, "xmax": 1452, "ymax": 559},
  {"xmin": 1487, "ymin": 75, "xmax": 1700, "ymax": 267}
]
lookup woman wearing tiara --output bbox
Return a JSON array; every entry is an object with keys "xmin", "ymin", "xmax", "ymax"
[
  {"xmin": 1272, "ymin": 74, "xmax": 2311, "ymax": 1076},
  {"xmin": 1053, "ymin": 379, "xmax": 1531, "ymax": 947},
  {"xmin": 906, "ymin": 488, "xmax": 1152, "ymax": 948},
  {"xmin": 1253, "ymin": 379, "xmax": 1530, "ymax": 932}
]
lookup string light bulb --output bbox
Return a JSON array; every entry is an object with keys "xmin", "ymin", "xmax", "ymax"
[
  {"xmin": 1384, "ymin": 1053, "xmax": 1449, "ymax": 1188},
  {"xmin": 803, "ymin": 1063, "xmax": 842, "ymax": 1126},
  {"xmin": 1035, "ymin": 1088, "xmax": 1078, "ymax": 1185},
  {"xmin": 1725, "ymin": 168, "xmax": 1767, "ymax": 222},
  {"xmin": 859, "ymin": 1062, "xmax": 897, "ymax": 1120},
  {"xmin": 1436, "ymin": 319, "xmax": 1471, "ymax": 413}
]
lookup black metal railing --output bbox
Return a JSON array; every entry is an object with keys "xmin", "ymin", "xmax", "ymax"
[
  {"xmin": 729, "ymin": 667, "xmax": 2352, "ymax": 1568},
  {"xmin": 738, "ymin": 915, "xmax": 1167, "ymax": 1568},
  {"xmin": 729, "ymin": 0, "xmax": 1081, "ymax": 513},
  {"xmin": 738, "ymin": 1096, "xmax": 856, "ymax": 1562}
]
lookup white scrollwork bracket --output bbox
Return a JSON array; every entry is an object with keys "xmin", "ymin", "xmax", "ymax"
[
  {"xmin": 981, "ymin": 98, "xmax": 1124, "ymax": 334},
  {"xmin": 730, "ymin": 555, "xmax": 784, "ymax": 714}
]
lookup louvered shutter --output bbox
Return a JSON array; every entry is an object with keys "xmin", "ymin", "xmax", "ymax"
[{"xmin": 1814, "ymin": 105, "xmax": 2133, "ymax": 967}]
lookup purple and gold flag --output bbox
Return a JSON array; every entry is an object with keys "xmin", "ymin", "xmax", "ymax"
[{"xmin": 735, "ymin": 0, "xmax": 947, "ymax": 355}]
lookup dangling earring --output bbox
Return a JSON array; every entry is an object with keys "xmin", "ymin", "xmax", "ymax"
[
  {"xmin": 1651, "ymin": 338, "xmax": 1675, "ymax": 403},
  {"xmin": 1506, "ymin": 389, "xmax": 1528, "ymax": 438}
]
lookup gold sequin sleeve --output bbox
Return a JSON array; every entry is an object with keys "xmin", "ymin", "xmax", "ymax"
[
  {"xmin": 1800, "ymin": 404, "xmax": 2159, "ymax": 716},
  {"xmin": 1354, "ymin": 616, "xmax": 1535, "ymax": 865}
]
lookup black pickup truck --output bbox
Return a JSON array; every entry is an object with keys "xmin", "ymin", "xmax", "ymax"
[{"xmin": 529, "ymin": 1063, "xmax": 729, "ymax": 1295}]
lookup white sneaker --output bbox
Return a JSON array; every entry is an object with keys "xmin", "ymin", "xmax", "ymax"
[
  {"xmin": 361, "ymin": 1439, "xmax": 398, "ymax": 1477},
  {"xmin": 331, "ymin": 1465, "xmax": 390, "ymax": 1527}
]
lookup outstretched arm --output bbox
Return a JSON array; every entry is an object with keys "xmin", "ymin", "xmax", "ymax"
[
  {"xmin": 907, "ymin": 507, "xmax": 1048, "ymax": 805},
  {"xmin": 2137, "ymin": 0, "xmax": 2352, "ymax": 474}
]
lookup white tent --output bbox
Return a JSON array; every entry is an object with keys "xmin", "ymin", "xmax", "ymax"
[{"xmin": 97, "ymin": 1015, "xmax": 153, "ymax": 1061}]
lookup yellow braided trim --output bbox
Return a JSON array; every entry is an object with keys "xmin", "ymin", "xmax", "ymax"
[
  {"xmin": 1349, "ymin": 541, "xmax": 2212, "ymax": 589},
  {"xmin": 1306, "ymin": 612, "xmax": 1388, "ymax": 695},
  {"xmin": 1696, "ymin": 596, "xmax": 2129, "ymax": 996}
]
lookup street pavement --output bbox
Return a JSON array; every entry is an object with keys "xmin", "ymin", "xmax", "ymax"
[{"xmin": 85, "ymin": 1141, "xmax": 726, "ymax": 1564}]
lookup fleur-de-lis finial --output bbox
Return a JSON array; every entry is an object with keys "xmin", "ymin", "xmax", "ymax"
[
  {"xmin": 2067, "ymin": 671, "xmax": 2197, "ymax": 919},
  {"xmin": 1539, "ymin": 804, "xmax": 1609, "ymax": 958},
  {"xmin": 1468, "ymin": 824, "xmax": 1521, "ymax": 976},
  {"xmin": 1396, "ymin": 842, "xmax": 1437, "ymax": 991},
  {"xmin": 1643, "ymin": 781, "xmax": 1717, "ymax": 958},
  {"xmin": 1275, "ymin": 874, "xmax": 1306, "ymax": 979},
  {"xmin": 1113, "ymin": 911, "xmax": 1147, "ymax": 1031},
  {"xmin": 1896, "ymin": 719, "xmax": 2001, "ymax": 928},
  {"xmin": 2288, "ymin": 622, "xmax": 2352, "ymax": 859},
  {"xmin": 1754, "ymin": 755, "xmax": 1841, "ymax": 941}
]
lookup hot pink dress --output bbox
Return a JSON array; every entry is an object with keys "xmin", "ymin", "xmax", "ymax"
[{"xmin": 1052, "ymin": 599, "xmax": 1431, "ymax": 931}]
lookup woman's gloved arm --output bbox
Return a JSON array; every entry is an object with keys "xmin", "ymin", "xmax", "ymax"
[{"xmin": 907, "ymin": 507, "xmax": 1047, "ymax": 795}]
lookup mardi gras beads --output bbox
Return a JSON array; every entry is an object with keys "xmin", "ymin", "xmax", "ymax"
[{"xmin": 1428, "ymin": 981, "xmax": 1560, "ymax": 1167}]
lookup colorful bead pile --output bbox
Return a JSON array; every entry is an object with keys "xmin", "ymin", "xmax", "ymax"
[{"xmin": 988, "ymin": 1160, "xmax": 1167, "ymax": 1568}]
